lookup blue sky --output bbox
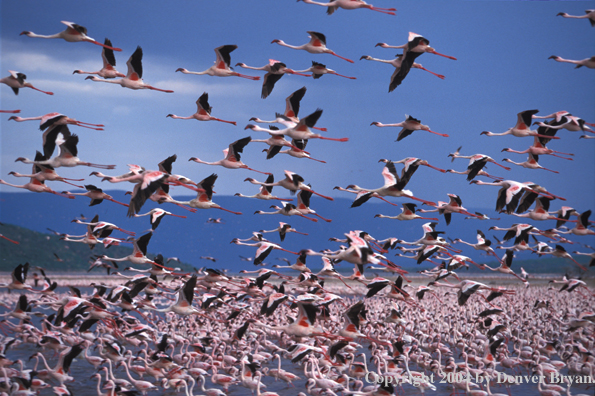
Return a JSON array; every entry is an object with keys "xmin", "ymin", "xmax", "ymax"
[{"xmin": 1, "ymin": 1, "xmax": 594, "ymax": 245}]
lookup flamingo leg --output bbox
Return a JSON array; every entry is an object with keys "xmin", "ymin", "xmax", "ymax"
[
  {"xmin": 424, "ymin": 163, "xmax": 447, "ymax": 173},
  {"xmin": 234, "ymin": 73, "xmax": 260, "ymax": 80},
  {"xmin": 74, "ymin": 123, "xmax": 104, "ymax": 130},
  {"xmin": 27, "ymin": 86, "xmax": 54, "ymax": 95},
  {"xmin": 428, "ymin": 50, "xmax": 457, "ymax": 60},
  {"xmin": 173, "ymin": 203, "xmax": 197, "ymax": 213},
  {"xmin": 216, "ymin": 207, "xmax": 242, "ymax": 215},
  {"xmin": 211, "ymin": 118, "xmax": 237, "ymax": 125},
  {"xmin": 374, "ymin": 196, "xmax": 400, "ymax": 206},
  {"xmin": 298, "ymin": 214, "xmax": 318, "ymax": 222},
  {"xmin": 314, "ymin": 213, "xmax": 332, "ymax": 223},
  {"xmin": 329, "ymin": 52, "xmax": 354, "ymax": 63},
  {"xmin": 0, "ymin": 235, "xmax": 19, "ymax": 244},
  {"xmin": 330, "ymin": 72, "xmax": 356, "ymax": 79},
  {"xmin": 418, "ymin": 67, "xmax": 445, "ymax": 80},
  {"xmin": 314, "ymin": 136, "xmax": 349, "ymax": 142},
  {"xmin": 82, "ymin": 163, "xmax": 116, "ymax": 169},
  {"xmin": 369, "ymin": 7, "xmax": 396, "ymax": 15},
  {"xmin": 60, "ymin": 180, "xmax": 84, "ymax": 188},
  {"xmin": 312, "ymin": 126, "xmax": 327, "ymax": 132},
  {"xmin": 307, "ymin": 189, "xmax": 334, "ymax": 201},
  {"xmin": 88, "ymin": 40, "xmax": 122, "ymax": 52},
  {"xmin": 146, "ymin": 86, "xmax": 174, "ymax": 93},
  {"xmin": 108, "ymin": 198, "xmax": 130, "ymax": 207},
  {"xmin": 425, "ymin": 129, "xmax": 450, "ymax": 138}
]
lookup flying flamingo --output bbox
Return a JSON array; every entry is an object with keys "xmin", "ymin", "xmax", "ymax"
[
  {"xmin": 245, "ymin": 169, "xmax": 334, "ymax": 201},
  {"xmin": 0, "ymin": 70, "xmax": 53, "ymax": 95},
  {"xmin": 263, "ymin": 138, "xmax": 326, "ymax": 163},
  {"xmin": 235, "ymin": 59, "xmax": 310, "ymax": 98},
  {"xmin": 418, "ymin": 193, "xmax": 482, "ymax": 225},
  {"xmin": 557, "ymin": 9, "xmax": 595, "ymax": 25},
  {"xmin": 245, "ymin": 108, "xmax": 349, "ymax": 142},
  {"xmin": 469, "ymin": 179, "xmax": 554, "ymax": 214},
  {"xmin": 133, "ymin": 208, "xmax": 187, "ymax": 231},
  {"xmin": 15, "ymin": 135, "xmax": 115, "ymax": 170},
  {"xmin": 337, "ymin": 161, "xmax": 435, "ymax": 206},
  {"xmin": 371, "ymin": 115, "xmax": 449, "ymax": 141},
  {"xmin": 549, "ymin": 55, "xmax": 595, "ymax": 69},
  {"xmin": 360, "ymin": 54, "xmax": 444, "ymax": 92},
  {"xmin": 166, "ymin": 92, "xmax": 236, "ymax": 125},
  {"xmin": 234, "ymin": 174, "xmax": 292, "ymax": 201},
  {"xmin": 62, "ymin": 185, "xmax": 127, "ymax": 208},
  {"xmin": 8, "ymin": 152, "xmax": 84, "ymax": 188},
  {"xmin": 254, "ymin": 202, "xmax": 318, "ymax": 222},
  {"xmin": 376, "ymin": 32, "xmax": 457, "ymax": 59},
  {"xmin": 374, "ymin": 203, "xmax": 439, "ymax": 221},
  {"xmin": 249, "ymin": 86, "xmax": 327, "ymax": 132},
  {"xmin": 296, "ymin": 187, "xmax": 332, "ymax": 222},
  {"xmin": 260, "ymin": 222, "xmax": 308, "ymax": 242},
  {"xmin": 20, "ymin": 21, "xmax": 122, "ymax": 51},
  {"xmin": 9, "ymin": 112, "xmax": 104, "ymax": 131},
  {"xmin": 189, "ymin": 136, "xmax": 271, "ymax": 175},
  {"xmin": 72, "ymin": 38, "xmax": 125, "ymax": 78},
  {"xmin": 535, "ymin": 244, "xmax": 587, "ymax": 271},
  {"xmin": 0, "ymin": 177, "xmax": 74, "ymax": 199},
  {"xmin": 298, "ymin": 0, "xmax": 396, "ymax": 15},
  {"xmin": 294, "ymin": 61, "xmax": 356, "ymax": 79},
  {"xmin": 101, "ymin": 233, "xmax": 170, "ymax": 270},
  {"xmin": 481, "ymin": 250, "xmax": 527, "ymax": 283},
  {"xmin": 448, "ymin": 150, "xmax": 511, "ymax": 181},
  {"xmin": 555, "ymin": 210, "xmax": 595, "ymax": 237},
  {"xmin": 231, "ymin": 239, "xmax": 299, "ymax": 265},
  {"xmin": 481, "ymin": 110, "xmax": 561, "ymax": 139},
  {"xmin": 502, "ymin": 153, "xmax": 560, "ymax": 173},
  {"xmin": 85, "ymin": 46, "xmax": 174, "ymax": 92},
  {"xmin": 71, "ymin": 215, "xmax": 135, "ymax": 238},
  {"xmin": 501, "ymin": 136, "xmax": 575, "ymax": 161},
  {"xmin": 176, "ymin": 45, "xmax": 260, "ymax": 79},
  {"xmin": 271, "ymin": 31, "xmax": 354, "ymax": 63},
  {"xmin": 169, "ymin": 174, "xmax": 242, "ymax": 215}
]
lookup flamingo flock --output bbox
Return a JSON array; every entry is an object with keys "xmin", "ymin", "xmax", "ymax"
[{"xmin": 0, "ymin": 2, "xmax": 594, "ymax": 396}]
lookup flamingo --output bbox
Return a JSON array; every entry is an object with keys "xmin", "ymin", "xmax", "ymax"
[
  {"xmin": 8, "ymin": 112, "xmax": 104, "ymax": 131},
  {"xmin": 453, "ymin": 230, "xmax": 501, "ymax": 260},
  {"xmin": 234, "ymin": 174, "xmax": 292, "ymax": 201},
  {"xmin": 338, "ymin": 161, "xmax": 435, "ymax": 206},
  {"xmin": 536, "ymin": 244, "xmax": 587, "ymax": 271},
  {"xmin": 572, "ymin": 249, "xmax": 595, "ymax": 267},
  {"xmin": 85, "ymin": 46, "xmax": 174, "ymax": 92},
  {"xmin": 532, "ymin": 111, "xmax": 594, "ymax": 133},
  {"xmin": 189, "ymin": 136, "xmax": 271, "ymax": 175},
  {"xmin": 360, "ymin": 54, "xmax": 444, "ymax": 92},
  {"xmin": 166, "ymin": 92, "xmax": 236, "ymax": 125},
  {"xmin": 375, "ymin": 32, "xmax": 457, "ymax": 60},
  {"xmin": 20, "ymin": 21, "xmax": 122, "ymax": 50},
  {"xmin": 169, "ymin": 174, "xmax": 242, "ymax": 215},
  {"xmin": 15, "ymin": 135, "xmax": 115, "ymax": 169},
  {"xmin": 481, "ymin": 110, "xmax": 562, "ymax": 139},
  {"xmin": 0, "ymin": 70, "xmax": 53, "ymax": 95},
  {"xmin": 298, "ymin": 0, "xmax": 396, "ymax": 15},
  {"xmin": 502, "ymin": 136, "xmax": 575, "ymax": 161},
  {"xmin": 245, "ymin": 169, "xmax": 334, "ymax": 201},
  {"xmin": 0, "ymin": 177, "xmax": 73, "ymax": 199},
  {"xmin": 481, "ymin": 250, "xmax": 527, "ymax": 282},
  {"xmin": 260, "ymin": 222, "xmax": 308, "ymax": 242},
  {"xmin": 296, "ymin": 186, "xmax": 332, "ymax": 222},
  {"xmin": 231, "ymin": 239, "xmax": 299, "ymax": 265},
  {"xmin": 100, "ymin": 233, "xmax": 166, "ymax": 269},
  {"xmin": 8, "ymin": 153, "xmax": 84, "ymax": 188},
  {"xmin": 502, "ymin": 153, "xmax": 559, "ymax": 173},
  {"xmin": 72, "ymin": 38, "xmax": 125, "ymax": 78},
  {"xmin": 254, "ymin": 202, "xmax": 318, "ymax": 222},
  {"xmin": 271, "ymin": 31, "xmax": 354, "ymax": 63},
  {"xmin": 449, "ymin": 151, "xmax": 511, "ymax": 181},
  {"xmin": 549, "ymin": 55, "xmax": 595, "ymax": 69},
  {"xmin": 176, "ymin": 45, "xmax": 260, "ymax": 79},
  {"xmin": 294, "ymin": 61, "xmax": 356, "ymax": 79},
  {"xmin": 133, "ymin": 208, "xmax": 187, "ymax": 231},
  {"xmin": 245, "ymin": 108, "xmax": 348, "ymax": 142},
  {"xmin": 236, "ymin": 59, "xmax": 310, "ymax": 98},
  {"xmin": 264, "ymin": 138, "xmax": 326, "ymax": 163},
  {"xmin": 29, "ymin": 344, "xmax": 83, "ymax": 384},
  {"xmin": 0, "ymin": 263, "xmax": 36, "ymax": 292},
  {"xmin": 469, "ymin": 179, "xmax": 545, "ymax": 214},
  {"xmin": 557, "ymin": 9, "xmax": 595, "ymax": 25},
  {"xmin": 371, "ymin": 115, "xmax": 449, "ymax": 141},
  {"xmin": 63, "ymin": 184, "xmax": 129, "ymax": 207},
  {"xmin": 249, "ymin": 86, "xmax": 327, "ymax": 132},
  {"xmin": 374, "ymin": 203, "xmax": 439, "ymax": 221},
  {"xmin": 556, "ymin": 210, "xmax": 595, "ymax": 237}
]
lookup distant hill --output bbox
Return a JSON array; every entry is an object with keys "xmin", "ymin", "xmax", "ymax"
[
  {"xmin": 0, "ymin": 191, "xmax": 592, "ymax": 275},
  {"xmin": 0, "ymin": 223, "xmax": 194, "ymax": 273}
]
